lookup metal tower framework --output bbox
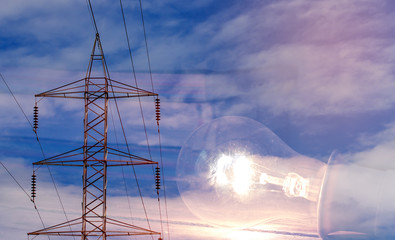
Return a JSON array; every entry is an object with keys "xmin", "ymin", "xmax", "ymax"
[{"xmin": 28, "ymin": 34, "xmax": 161, "ymax": 239}]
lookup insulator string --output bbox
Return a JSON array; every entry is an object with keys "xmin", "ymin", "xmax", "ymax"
[
  {"xmin": 155, "ymin": 165, "xmax": 164, "ymax": 238},
  {"xmin": 31, "ymin": 172, "xmax": 37, "ymax": 201},
  {"xmin": 155, "ymin": 98, "xmax": 161, "ymax": 125},
  {"xmin": 33, "ymin": 103, "xmax": 38, "ymax": 133},
  {"xmin": 155, "ymin": 166, "xmax": 161, "ymax": 192}
]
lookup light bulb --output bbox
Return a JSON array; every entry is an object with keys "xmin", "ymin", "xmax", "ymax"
[
  {"xmin": 177, "ymin": 116, "xmax": 327, "ymax": 230},
  {"xmin": 178, "ymin": 116, "xmax": 395, "ymax": 238}
]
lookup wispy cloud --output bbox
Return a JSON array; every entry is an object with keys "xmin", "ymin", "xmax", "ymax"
[{"xmin": 182, "ymin": 0, "xmax": 395, "ymax": 117}]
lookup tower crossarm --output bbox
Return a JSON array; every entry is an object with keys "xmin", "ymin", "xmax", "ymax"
[
  {"xmin": 35, "ymin": 78, "xmax": 157, "ymax": 99},
  {"xmin": 28, "ymin": 216, "xmax": 161, "ymax": 237},
  {"xmin": 32, "ymin": 146, "xmax": 158, "ymax": 167}
]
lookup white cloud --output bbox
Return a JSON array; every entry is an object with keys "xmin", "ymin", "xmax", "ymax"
[
  {"xmin": 167, "ymin": 0, "xmax": 395, "ymax": 118},
  {"xmin": 343, "ymin": 121, "xmax": 395, "ymax": 170},
  {"xmin": 242, "ymin": 41, "xmax": 395, "ymax": 116}
]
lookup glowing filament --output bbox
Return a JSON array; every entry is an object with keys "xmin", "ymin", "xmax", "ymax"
[
  {"xmin": 212, "ymin": 154, "xmax": 254, "ymax": 196},
  {"xmin": 232, "ymin": 155, "xmax": 253, "ymax": 196},
  {"xmin": 211, "ymin": 154, "xmax": 310, "ymax": 199}
]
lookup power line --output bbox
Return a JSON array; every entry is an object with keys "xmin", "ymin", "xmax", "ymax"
[
  {"xmin": 119, "ymin": 0, "xmax": 154, "ymax": 165},
  {"xmin": 136, "ymin": 0, "xmax": 172, "ymax": 238},
  {"xmin": 1, "ymin": 72, "xmax": 74, "ymax": 240},
  {"xmin": 157, "ymin": 127, "xmax": 171, "ymax": 240},
  {"xmin": 121, "ymin": 0, "xmax": 172, "ymax": 237},
  {"xmin": 86, "ymin": 1, "xmax": 154, "ymax": 235},
  {"xmin": 107, "ymin": 79, "xmax": 155, "ymax": 238},
  {"xmin": 118, "ymin": 2, "xmax": 157, "ymax": 237},
  {"xmin": 1, "ymin": 73, "xmax": 33, "ymax": 129},
  {"xmin": 138, "ymin": 0, "xmax": 156, "ymax": 94},
  {"xmin": 0, "ymin": 161, "xmax": 32, "ymax": 202},
  {"xmin": 86, "ymin": 0, "xmax": 99, "ymax": 35},
  {"xmin": 108, "ymin": 101, "xmax": 138, "ymax": 240},
  {"xmin": 0, "ymin": 161, "xmax": 50, "ymax": 240}
]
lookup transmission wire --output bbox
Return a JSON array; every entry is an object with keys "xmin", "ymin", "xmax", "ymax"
[
  {"xmin": 107, "ymin": 72, "xmax": 155, "ymax": 239},
  {"xmin": 1, "ymin": 72, "xmax": 76, "ymax": 240},
  {"xmin": 1, "ymin": 73, "xmax": 33, "ymax": 128},
  {"xmin": 138, "ymin": 0, "xmax": 156, "ymax": 94},
  {"xmin": 0, "ymin": 161, "xmax": 30, "ymax": 200},
  {"xmin": 119, "ymin": 1, "xmax": 167, "ymax": 239},
  {"xmin": 108, "ymin": 102, "xmax": 137, "ymax": 240},
  {"xmin": 86, "ymin": 2, "xmax": 154, "ymax": 234},
  {"xmin": 137, "ymin": 0, "xmax": 171, "ymax": 238},
  {"xmin": 1, "ymin": 73, "xmax": 51, "ymax": 240},
  {"xmin": 86, "ymin": 0, "xmax": 99, "ymax": 35},
  {"xmin": 157, "ymin": 126, "xmax": 171, "ymax": 239},
  {"xmin": 0, "ymin": 161, "xmax": 50, "ymax": 240},
  {"xmin": 119, "ymin": 0, "xmax": 154, "ymax": 163}
]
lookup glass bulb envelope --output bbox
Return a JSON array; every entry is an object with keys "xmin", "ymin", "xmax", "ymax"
[{"xmin": 177, "ymin": 116, "xmax": 327, "ymax": 230}]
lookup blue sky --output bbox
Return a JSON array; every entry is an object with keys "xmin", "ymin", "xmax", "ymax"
[{"xmin": 2, "ymin": 0, "xmax": 395, "ymax": 239}]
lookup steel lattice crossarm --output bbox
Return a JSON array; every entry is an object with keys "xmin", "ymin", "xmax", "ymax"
[
  {"xmin": 28, "ymin": 216, "xmax": 160, "ymax": 237},
  {"xmin": 32, "ymin": 146, "xmax": 157, "ymax": 167},
  {"xmin": 35, "ymin": 77, "xmax": 157, "ymax": 99}
]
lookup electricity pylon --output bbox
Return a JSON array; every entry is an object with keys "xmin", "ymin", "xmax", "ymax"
[{"xmin": 28, "ymin": 33, "xmax": 161, "ymax": 240}]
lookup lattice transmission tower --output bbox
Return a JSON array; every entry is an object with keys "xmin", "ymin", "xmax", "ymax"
[{"xmin": 28, "ymin": 33, "xmax": 162, "ymax": 240}]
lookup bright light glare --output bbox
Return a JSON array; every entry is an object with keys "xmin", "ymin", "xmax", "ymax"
[
  {"xmin": 260, "ymin": 172, "xmax": 269, "ymax": 185},
  {"xmin": 212, "ymin": 154, "xmax": 310, "ymax": 198},
  {"xmin": 212, "ymin": 153, "xmax": 254, "ymax": 196},
  {"xmin": 215, "ymin": 154, "xmax": 232, "ymax": 186},
  {"xmin": 232, "ymin": 155, "xmax": 253, "ymax": 195}
]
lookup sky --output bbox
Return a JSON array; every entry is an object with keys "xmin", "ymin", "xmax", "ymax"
[{"xmin": 2, "ymin": 0, "xmax": 395, "ymax": 239}]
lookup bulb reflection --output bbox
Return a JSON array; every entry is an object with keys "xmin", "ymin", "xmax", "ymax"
[{"xmin": 177, "ymin": 116, "xmax": 326, "ymax": 229}]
